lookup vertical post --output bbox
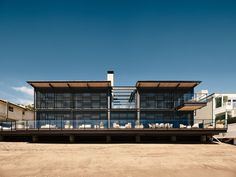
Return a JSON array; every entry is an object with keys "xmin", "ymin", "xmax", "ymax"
[
  {"xmin": 69, "ymin": 135, "xmax": 75, "ymax": 143},
  {"xmin": 233, "ymin": 138, "xmax": 236, "ymax": 145},
  {"xmin": 136, "ymin": 135, "xmax": 141, "ymax": 143},
  {"xmin": 34, "ymin": 89, "xmax": 37, "ymax": 129},
  {"xmin": 106, "ymin": 135, "xmax": 111, "ymax": 143},
  {"xmin": 200, "ymin": 135, "xmax": 207, "ymax": 143},
  {"xmin": 0, "ymin": 136, "xmax": 3, "ymax": 141},
  {"xmin": 225, "ymin": 111, "xmax": 228, "ymax": 129},
  {"xmin": 212, "ymin": 95, "xmax": 216, "ymax": 128},
  {"xmin": 61, "ymin": 117, "xmax": 62, "ymax": 130},
  {"xmin": 171, "ymin": 136, "xmax": 177, "ymax": 142},
  {"xmin": 137, "ymin": 90, "xmax": 140, "ymax": 124},
  {"xmin": 107, "ymin": 90, "xmax": 111, "ymax": 128},
  {"xmin": 32, "ymin": 135, "xmax": 38, "ymax": 143},
  {"xmin": 49, "ymin": 119, "xmax": 51, "ymax": 130}
]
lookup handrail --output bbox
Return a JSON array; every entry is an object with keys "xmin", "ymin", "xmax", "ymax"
[{"xmin": 0, "ymin": 118, "xmax": 227, "ymax": 131}]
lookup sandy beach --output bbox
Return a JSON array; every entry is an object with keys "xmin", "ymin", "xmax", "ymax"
[{"xmin": 0, "ymin": 142, "xmax": 235, "ymax": 177}]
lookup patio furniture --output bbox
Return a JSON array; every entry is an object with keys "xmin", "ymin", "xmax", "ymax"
[
  {"xmin": 100, "ymin": 121, "xmax": 104, "ymax": 128},
  {"xmin": 192, "ymin": 123, "xmax": 199, "ymax": 128},
  {"xmin": 79, "ymin": 124, "xmax": 91, "ymax": 129},
  {"xmin": 64, "ymin": 121, "xmax": 73, "ymax": 129},
  {"xmin": 180, "ymin": 124, "xmax": 187, "ymax": 128},
  {"xmin": 135, "ymin": 124, "xmax": 144, "ymax": 128},
  {"xmin": 113, "ymin": 122, "xmax": 120, "ymax": 128},
  {"xmin": 41, "ymin": 124, "xmax": 57, "ymax": 129},
  {"xmin": 125, "ymin": 123, "xmax": 132, "ymax": 128},
  {"xmin": 148, "ymin": 124, "xmax": 154, "ymax": 128},
  {"xmin": 94, "ymin": 125, "xmax": 99, "ymax": 128},
  {"xmin": 164, "ymin": 123, "xmax": 170, "ymax": 128},
  {"xmin": 159, "ymin": 123, "xmax": 165, "ymax": 128}
]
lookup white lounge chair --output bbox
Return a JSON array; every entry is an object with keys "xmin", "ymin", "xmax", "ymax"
[
  {"xmin": 135, "ymin": 124, "xmax": 144, "ymax": 129},
  {"xmin": 79, "ymin": 124, "xmax": 91, "ymax": 129},
  {"xmin": 159, "ymin": 123, "xmax": 165, "ymax": 128},
  {"xmin": 192, "ymin": 123, "xmax": 199, "ymax": 128},
  {"xmin": 148, "ymin": 124, "xmax": 153, "ymax": 128},
  {"xmin": 180, "ymin": 124, "xmax": 187, "ymax": 128},
  {"xmin": 41, "ymin": 124, "xmax": 57, "ymax": 129},
  {"xmin": 125, "ymin": 123, "xmax": 132, "ymax": 128},
  {"xmin": 113, "ymin": 123, "xmax": 120, "ymax": 128}
]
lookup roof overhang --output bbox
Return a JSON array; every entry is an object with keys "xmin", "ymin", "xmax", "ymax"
[
  {"xmin": 136, "ymin": 81, "xmax": 201, "ymax": 88},
  {"xmin": 27, "ymin": 81, "xmax": 111, "ymax": 88}
]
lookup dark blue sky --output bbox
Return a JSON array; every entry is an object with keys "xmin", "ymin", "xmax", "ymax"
[{"xmin": 0, "ymin": 0, "xmax": 236, "ymax": 104}]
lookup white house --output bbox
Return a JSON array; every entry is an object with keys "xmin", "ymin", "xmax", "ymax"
[
  {"xmin": 195, "ymin": 92, "xmax": 236, "ymax": 126},
  {"xmin": 0, "ymin": 99, "xmax": 34, "ymax": 121}
]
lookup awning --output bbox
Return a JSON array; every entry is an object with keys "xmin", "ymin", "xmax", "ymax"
[
  {"xmin": 27, "ymin": 81, "xmax": 111, "ymax": 88},
  {"xmin": 136, "ymin": 81, "xmax": 201, "ymax": 88}
]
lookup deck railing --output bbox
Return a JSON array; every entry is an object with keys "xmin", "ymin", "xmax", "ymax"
[
  {"xmin": 0, "ymin": 118, "xmax": 227, "ymax": 131},
  {"xmin": 174, "ymin": 93, "xmax": 207, "ymax": 107}
]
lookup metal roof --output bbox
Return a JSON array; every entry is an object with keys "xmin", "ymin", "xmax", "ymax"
[
  {"xmin": 27, "ymin": 81, "xmax": 111, "ymax": 88},
  {"xmin": 136, "ymin": 81, "xmax": 201, "ymax": 88}
]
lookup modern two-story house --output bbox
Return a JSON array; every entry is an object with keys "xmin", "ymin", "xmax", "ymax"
[
  {"xmin": 0, "ymin": 71, "xmax": 227, "ymax": 143},
  {"xmin": 28, "ymin": 71, "xmax": 208, "ymax": 129}
]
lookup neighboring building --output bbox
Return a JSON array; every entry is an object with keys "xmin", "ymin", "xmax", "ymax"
[
  {"xmin": 0, "ymin": 100, "xmax": 34, "ymax": 121},
  {"xmin": 195, "ymin": 92, "xmax": 236, "ymax": 126},
  {"xmin": 28, "ymin": 71, "xmax": 207, "ymax": 129}
]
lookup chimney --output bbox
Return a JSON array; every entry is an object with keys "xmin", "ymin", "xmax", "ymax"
[{"xmin": 107, "ymin": 71, "xmax": 114, "ymax": 86}]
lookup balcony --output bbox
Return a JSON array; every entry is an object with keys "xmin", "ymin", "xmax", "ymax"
[{"xmin": 175, "ymin": 93, "xmax": 207, "ymax": 111}]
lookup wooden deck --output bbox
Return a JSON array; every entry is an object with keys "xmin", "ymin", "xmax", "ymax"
[{"xmin": 0, "ymin": 128, "xmax": 227, "ymax": 136}]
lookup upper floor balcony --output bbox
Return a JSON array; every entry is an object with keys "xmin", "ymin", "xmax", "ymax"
[{"xmin": 175, "ymin": 93, "xmax": 207, "ymax": 111}]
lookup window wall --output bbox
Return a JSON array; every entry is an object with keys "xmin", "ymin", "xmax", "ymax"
[
  {"xmin": 74, "ymin": 92, "xmax": 107, "ymax": 109},
  {"xmin": 139, "ymin": 88, "xmax": 193, "ymax": 109},
  {"xmin": 36, "ymin": 89, "xmax": 108, "ymax": 109}
]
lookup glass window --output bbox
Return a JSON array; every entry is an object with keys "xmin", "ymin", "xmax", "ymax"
[{"xmin": 215, "ymin": 97, "xmax": 222, "ymax": 108}]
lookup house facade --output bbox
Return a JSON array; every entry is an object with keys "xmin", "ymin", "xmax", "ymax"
[{"xmin": 28, "ymin": 71, "xmax": 207, "ymax": 129}]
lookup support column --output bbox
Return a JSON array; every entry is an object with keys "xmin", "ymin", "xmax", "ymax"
[
  {"xmin": 136, "ymin": 135, "xmax": 141, "ymax": 143},
  {"xmin": 233, "ymin": 138, "xmax": 236, "ymax": 145},
  {"xmin": 136, "ymin": 90, "xmax": 140, "ymax": 123},
  {"xmin": 225, "ymin": 111, "xmax": 228, "ymax": 128},
  {"xmin": 106, "ymin": 135, "xmax": 111, "ymax": 143},
  {"xmin": 32, "ymin": 135, "xmax": 38, "ymax": 143},
  {"xmin": 171, "ymin": 136, "xmax": 177, "ymax": 142},
  {"xmin": 200, "ymin": 135, "xmax": 207, "ymax": 143},
  {"xmin": 69, "ymin": 135, "xmax": 75, "ymax": 143},
  {"xmin": 108, "ymin": 92, "xmax": 111, "ymax": 128}
]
